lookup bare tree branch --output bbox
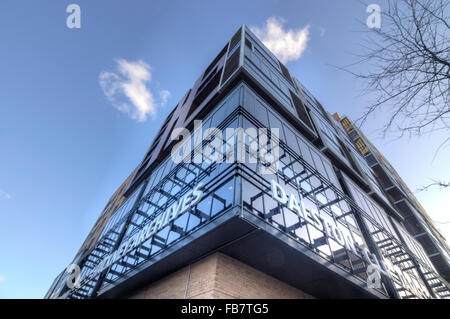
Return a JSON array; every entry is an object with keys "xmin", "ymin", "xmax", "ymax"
[
  {"xmin": 338, "ymin": 0, "xmax": 450, "ymax": 192},
  {"xmin": 417, "ymin": 179, "xmax": 450, "ymax": 192},
  {"xmin": 342, "ymin": 0, "xmax": 449, "ymax": 147}
]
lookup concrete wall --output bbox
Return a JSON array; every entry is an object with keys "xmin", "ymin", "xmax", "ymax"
[{"xmin": 127, "ymin": 252, "xmax": 314, "ymax": 299}]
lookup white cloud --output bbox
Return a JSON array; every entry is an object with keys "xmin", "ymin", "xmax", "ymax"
[
  {"xmin": 0, "ymin": 275, "xmax": 5, "ymax": 282},
  {"xmin": 0, "ymin": 189, "xmax": 11, "ymax": 200},
  {"xmin": 251, "ymin": 17, "xmax": 310, "ymax": 64},
  {"xmin": 99, "ymin": 59, "xmax": 170, "ymax": 122}
]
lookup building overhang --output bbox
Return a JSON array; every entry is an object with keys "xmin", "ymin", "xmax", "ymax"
[{"xmin": 97, "ymin": 207, "xmax": 387, "ymax": 299}]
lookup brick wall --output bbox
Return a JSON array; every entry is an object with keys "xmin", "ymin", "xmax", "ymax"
[{"xmin": 127, "ymin": 252, "xmax": 314, "ymax": 299}]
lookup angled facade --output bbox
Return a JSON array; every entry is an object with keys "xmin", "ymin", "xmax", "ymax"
[{"xmin": 46, "ymin": 25, "xmax": 450, "ymax": 299}]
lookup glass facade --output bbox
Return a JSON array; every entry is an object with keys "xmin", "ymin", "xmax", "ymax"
[{"xmin": 46, "ymin": 25, "xmax": 450, "ymax": 300}]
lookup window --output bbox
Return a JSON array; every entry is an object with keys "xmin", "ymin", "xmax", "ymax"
[
  {"xmin": 355, "ymin": 138, "xmax": 370, "ymax": 156},
  {"xmin": 341, "ymin": 117, "xmax": 354, "ymax": 132},
  {"xmin": 222, "ymin": 48, "xmax": 240, "ymax": 83}
]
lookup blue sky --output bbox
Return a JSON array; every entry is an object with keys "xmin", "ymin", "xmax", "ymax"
[{"xmin": 0, "ymin": 0, "xmax": 448, "ymax": 298}]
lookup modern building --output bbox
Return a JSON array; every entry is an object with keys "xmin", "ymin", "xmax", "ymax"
[{"xmin": 45, "ymin": 25, "xmax": 450, "ymax": 299}]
